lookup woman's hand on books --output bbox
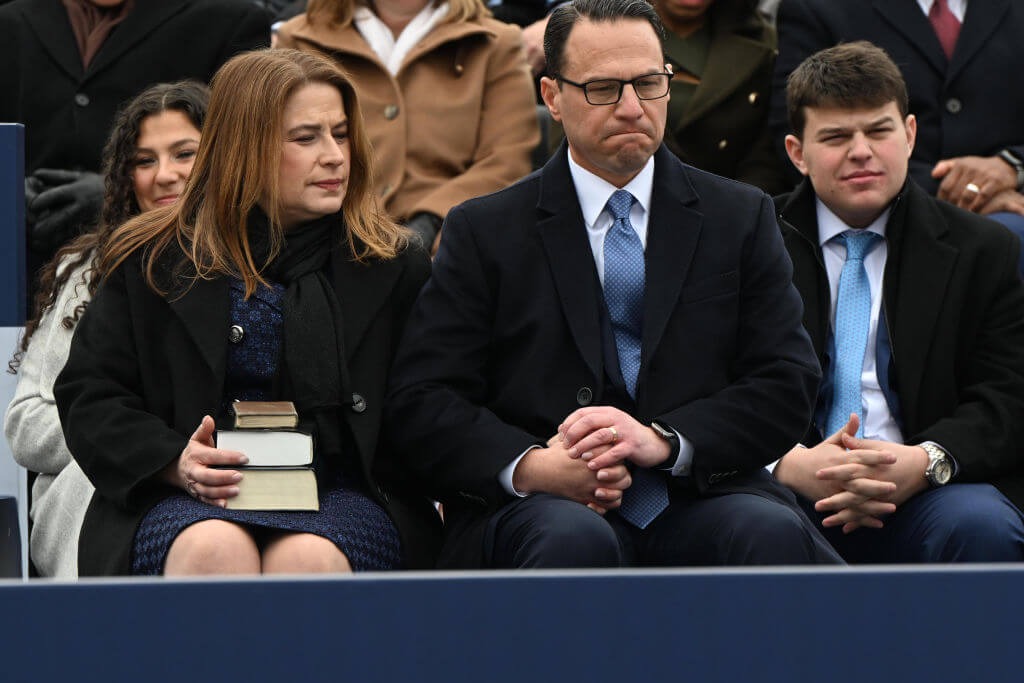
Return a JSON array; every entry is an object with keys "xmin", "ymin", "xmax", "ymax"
[{"xmin": 163, "ymin": 415, "xmax": 249, "ymax": 507}]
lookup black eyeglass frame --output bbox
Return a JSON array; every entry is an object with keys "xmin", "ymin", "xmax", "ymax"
[{"xmin": 554, "ymin": 70, "xmax": 674, "ymax": 106}]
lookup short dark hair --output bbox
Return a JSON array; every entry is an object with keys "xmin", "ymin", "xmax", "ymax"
[
  {"xmin": 786, "ymin": 41, "xmax": 909, "ymax": 138},
  {"xmin": 544, "ymin": 0, "xmax": 665, "ymax": 78}
]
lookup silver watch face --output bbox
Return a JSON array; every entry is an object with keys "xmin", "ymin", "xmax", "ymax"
[{"xmin": 929, "ymin": 457, "xmax": 953, "ymax": 486}]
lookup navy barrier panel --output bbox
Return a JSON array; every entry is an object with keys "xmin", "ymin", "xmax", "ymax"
[
  {"xmin": 1, "ymin": 567, "xmax": 1022, "ymax": 682},
  {"xmin": 0, "ymin": 124, "xmax": 25, "ymax": 326}
]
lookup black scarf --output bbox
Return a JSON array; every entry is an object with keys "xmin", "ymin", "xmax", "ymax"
[{"xmin": 248, "ymin": 210, "xmax": 354, "ymax": 476}]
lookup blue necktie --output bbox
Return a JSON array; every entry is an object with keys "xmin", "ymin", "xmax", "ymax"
[
  {"xmin": 602, "ymin": 189, "xmax": 668, "ymax": 529},
  {"xmin": 825, "ymin": 230, "xmax": 881, "ymax": 438}
]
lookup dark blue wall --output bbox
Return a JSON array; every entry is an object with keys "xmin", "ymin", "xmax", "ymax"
[
  {"xmin": 1, "ymin": 567, "xmax": 1021, "ymax": 681},
  {"xmin": 0, "ymin": 124, "xmax": 25, "ymax": 326}
]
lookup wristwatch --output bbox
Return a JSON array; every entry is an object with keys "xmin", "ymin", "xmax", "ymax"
[
  {"xmin": 920, "ymin": 442, "xmax": 953, "ymax": 487},
  {"xmin": 998, "ymin": 149, "xmax": 1024, "ymax": 191},
  {"xmin": 650, "ymin": 421, "xmax": 680, "ymax": 466}
]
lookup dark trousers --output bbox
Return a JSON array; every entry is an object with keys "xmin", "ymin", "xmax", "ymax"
[
  {"xmin": 485, "ymin": 491, "xmax": 844, "ymax": 568},
  {"xmin": 799, "ymin": 483, "xmax": 1024, "ymax": 563}
]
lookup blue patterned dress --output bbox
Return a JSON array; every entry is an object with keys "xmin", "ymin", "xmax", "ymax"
[{"xmin": 131, "ymin": 281, "xmax": 401, "ymax": 574}]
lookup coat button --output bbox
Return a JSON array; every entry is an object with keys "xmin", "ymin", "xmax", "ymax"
[
  {"xmin": 74, "ymin": 93, "xmax": 89, "ymax": 107},
  {"xmin": 576, "ymin": 387, "xmax": 593, "ymax": 406},
  {"xmin": 945, "ymin": 97, "xmax": 962, "ymax": 114},
  {"xmin": 228, "ymin": 324, "xmax": 244, "ymax": 344},
  {"xmin": 747, "ymin": 91, "xmax": 758, "ymax": 105},
  {"xmin": 351, "ymin": 393, "xmax": 366, "ymax": 413},
  {"xmin": 383, "ymin": 104, "xmax": 399, "ymax": 120},
  {"xmin": 718, "ymin": 139, "xmax": 729, "ymax": 150}
]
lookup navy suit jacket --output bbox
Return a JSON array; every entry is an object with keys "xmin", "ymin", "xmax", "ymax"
[
  {"xmin": 386, "ymin": 144, "xmax": 822, "ymax": 566},
  {"xmin": 770, "ymin": 0, "xmax": 1024, "ymax": 193}
]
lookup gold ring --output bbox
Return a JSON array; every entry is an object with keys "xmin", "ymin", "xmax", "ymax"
[
  {"xmin": 608, "ymin": 426, "xmax": 618, "ymax": 443},
  {"xmin": 965, "ymin": 182, "xmax": 981, "ymax": 194}
]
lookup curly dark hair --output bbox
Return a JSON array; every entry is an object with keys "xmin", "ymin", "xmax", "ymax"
[{"xmin": 10, "ymin": 80, "xmax": 210, "ymax": 372}]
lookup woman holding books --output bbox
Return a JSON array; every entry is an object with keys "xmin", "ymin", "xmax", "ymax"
[
  {"xmin": 5, "ymin": 80, "xmax": 211, "ymax": 578},
  {"xmin": 54, "ymin": 49, "xmax": 441, "ymax": 576}
]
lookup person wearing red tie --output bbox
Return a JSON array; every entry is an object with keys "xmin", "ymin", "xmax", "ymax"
[{"xmin": 769, "ymin": 0, "xmax": 1024, "ymax": 274}]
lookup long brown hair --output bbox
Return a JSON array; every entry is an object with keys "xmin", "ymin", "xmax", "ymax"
[
  {"xmin": 11, "ymin": 80, "xmax": 210, "ymax": 372},
  {"xmin": 100, "ymin": 48, "xmax": 407, "ymax": 299},
  {"xmin": 305, "ymin": 0, "xmax": 489, "ymax": 28}
]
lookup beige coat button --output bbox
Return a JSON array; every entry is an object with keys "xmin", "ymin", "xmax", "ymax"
[
  {"xmin": 748, "ymin": 92, "xmax": 758, "ymax": 105},
  {"xmin": 718, "ymin": 139, "xmax": 729, "ymax": 150}
]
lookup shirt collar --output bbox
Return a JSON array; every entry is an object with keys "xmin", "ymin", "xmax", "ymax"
[
  {"xmin": 816, "ymin": 198, "xmax": 890, "ymax": 248},
  {"xmin": 567, "ymin": 152, "xmax": 655, "ymax": 227},
  {"xmin": 917, "ymin": 0, "xmax": 968, "ymax": 23}
]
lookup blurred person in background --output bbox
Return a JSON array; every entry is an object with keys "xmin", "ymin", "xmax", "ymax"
[{"xmin": 277, "ymin": 0, "xmax": 538, "ymax": 252}]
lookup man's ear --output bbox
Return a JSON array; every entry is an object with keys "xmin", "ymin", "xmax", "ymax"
[
  {"xmin": 904, "ymin": 114, "xmax": 917, "ymax": 156},
  {"xmin": 784, "ymin": 134, "xmax": 809, "ymax": 175},
  {"xmin": 540, "ymin": 76, "xmax": 562, "ymax": 123}
]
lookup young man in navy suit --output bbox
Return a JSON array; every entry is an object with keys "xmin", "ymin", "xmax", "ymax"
[
  {"xmin": 773, "ymin": 41, "xmax": 1024, "ymax": 562},
  {"xmin": 386, "ymin": 0, "xmax": 842, "ymax": 569}
]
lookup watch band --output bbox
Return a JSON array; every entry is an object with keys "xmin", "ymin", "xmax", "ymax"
[
  {"xmin": 650, "ymin": 421, "xmax": 680, "ymax": 464},
  {"xmin": 920, "ymin": 441, "xmax": 953, "ymax": 487},
  {"xmin": 997, "ymin": 149, "xmax": 1024, "ymax": 191}
]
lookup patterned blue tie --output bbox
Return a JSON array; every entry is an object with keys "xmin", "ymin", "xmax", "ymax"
[
  {"xmin": 825, "ymin": 230, "xmax": 881, "ymax": 438},
  {"xmin": 603, "ymin": 189, "xmax": 669, "ymax": 529}
]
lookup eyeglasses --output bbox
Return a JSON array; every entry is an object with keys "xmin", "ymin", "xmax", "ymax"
[{"xmin": 555, "ymin": 71, "xmax": 673, "ymax": 106}]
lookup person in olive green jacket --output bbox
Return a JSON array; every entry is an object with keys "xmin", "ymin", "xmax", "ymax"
[{"xmin": 656, "ymin": 0, "xmax": 787, "ymax": 195}]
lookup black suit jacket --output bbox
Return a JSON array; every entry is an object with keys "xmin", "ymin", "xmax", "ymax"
[
  {"xmin": 776, "ymin": 178, "xmax": 1024, "ymax": 509},
  {"xmin": 770, "ymin": 0, "xmax": 1024, "ymax": 193},
  {"xmin": 0, "ymin": 0, "xmax": 271, "ymax": 273},
  {"xmin": 54, "ymin": 239, "xmax": 440, "ymax": 576},
  {"xmin": 386, "ymin": 144, "xmax": 822, "ymax": 567}
]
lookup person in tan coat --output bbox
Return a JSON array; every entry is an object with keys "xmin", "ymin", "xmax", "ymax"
[{"xmin": 278, "ymin": 0, "xmax": 539, "ymax": 251}]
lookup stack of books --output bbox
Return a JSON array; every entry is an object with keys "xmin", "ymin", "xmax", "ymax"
[{"xmin": 216, "ymin": 401, "xmax": 318, "ymax": 511}]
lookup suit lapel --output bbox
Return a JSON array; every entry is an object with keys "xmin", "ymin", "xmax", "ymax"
[
  {"xmin": 22, "ymin": 0, "xmax": 84, "ymax": 81},
  {"xmin": 329, "ymin": 241, "xmax": 403, "ymax": 362},
  {"xmin": 168, "ymin": 275, "xmax": 230, "ymax": 391},
  {"xmin": 947, "ymin": 0, "xmax": 1010, "ymax": 81},
  {"xmin": 873, "ymin": 0, "xmax": 947, "ymax": 75},
  {"xmin": 537, "ymin": 146, "xmax": 605, "ymax": 382},
  {"xmin": 885, "ymin": 184, "xmax": 958, "ymax": 405},
  {"xmin": 639, "ymin": 147, "xmax": 702, "ymax": 381},
  {"xmin": 777, "ymin": 181, "xmax": 831, "ymax": 357},
  {"xmin": 86, "ymin": 0, "xmax": 189, "ymax": 77}
]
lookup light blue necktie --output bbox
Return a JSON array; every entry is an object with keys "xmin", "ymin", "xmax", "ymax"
[
  {"xmin": 603, "ymin": 189, "xmax": 669, "ymax": 529},
  {"xmin": 825, "ymin": 230, "xmax": 881, "ymax": 438}
]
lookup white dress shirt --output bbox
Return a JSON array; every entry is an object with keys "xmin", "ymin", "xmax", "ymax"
[{"xmin": 917, "ymin": 0, "xmax": 967, "ymax": 23}]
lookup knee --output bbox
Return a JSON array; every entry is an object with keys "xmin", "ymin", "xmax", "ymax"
[
  {"xmin": 165, "ymin": 520, "xmax": 260, "ymax": 575},
  {"xmin": 495, "ymin": 497, "xmax": 622, "ymax": 568},
  {"xmin": 920, "ymin": 486, "xmax": 1024, "ymax": 562},
  {"xmin": 262, "ymin": 533, "xmax": 352, "ymax": 574},
  {"xmin": 718, "ymin": 503, "xmax": 834, "ymax": 565}
]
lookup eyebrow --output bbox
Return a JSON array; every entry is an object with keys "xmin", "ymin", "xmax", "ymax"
[
  {"xmin": 285, "ymin": 120, "xmax": 348, "ymax": 136},
  {"xmin": 134, "ymin": 138, "xmax": 200, "ymax": 154},
  {"xmin": 816, "ymin": 115, "xmax": 896, "ymax": 137}
]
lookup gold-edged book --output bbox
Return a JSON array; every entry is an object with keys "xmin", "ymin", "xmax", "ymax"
[
  {"xmin": 225, "ymin": 468, "xmax": 319, "ymax": 512},
  {"xmin": 231, "ymin": 400, "xmax": 299, "ymax": 429},
  {"xmin": 216, "ymin": 428, "xmax": 317, "ymax": 511}
]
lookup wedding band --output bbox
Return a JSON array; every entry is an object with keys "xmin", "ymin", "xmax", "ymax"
[
  {"xmin": 608, "ymin": 426, "xmax": 619, "ymax": 443},
  {"xmin": 965, "ymin": 182, "xmax": 981, "ymax": 194}
]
